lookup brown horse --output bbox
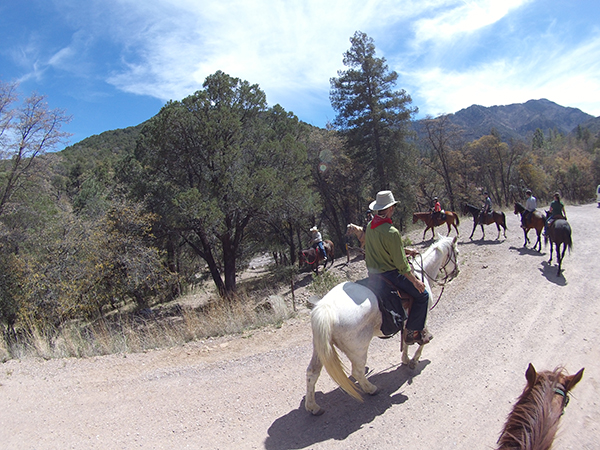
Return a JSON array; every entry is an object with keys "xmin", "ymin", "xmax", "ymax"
[
  {"xmin": 299, "ymin": 240, "xmax": 334, "ymax": 274},
  {"xmin": 462, "ymin": 203, "xmax": 507, "ymax": 240},
  {"xmin": 412, "ymin": 211, "xmax": 460, "ymax": 240},
  {"xmin": 514, "ymin": 202, "xmax": 545, "ymax": 252},
  {"xmin": 497, "ymin": 363, "xmax": 584, "ymax": 450}
]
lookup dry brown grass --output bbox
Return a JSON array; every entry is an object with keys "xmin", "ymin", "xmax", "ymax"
[{"xmin": 2, "ymin": 264, "xmax": 296, "ymax": 361}]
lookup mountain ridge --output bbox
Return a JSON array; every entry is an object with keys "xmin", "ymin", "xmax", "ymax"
[{"xmin": 422, "ymin": 98, "xmax": 599, "ymax": 142}]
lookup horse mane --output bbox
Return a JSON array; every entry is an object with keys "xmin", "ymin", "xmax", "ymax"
[
  {"xmin": 418, "ymin": 235, "xmax": 455, "ymax": 274},
  {"xmin": 497, "ymin": 366, "xmax": 572, "ymax": 450},
  {"xmin": 421, "ymin": 235, "xmax": 448, "ymax": 259}
]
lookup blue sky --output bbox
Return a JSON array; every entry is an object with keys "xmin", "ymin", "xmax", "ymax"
[{"xmin": 2, "ymin": 0, "xmax": 600, "ymax": 146}]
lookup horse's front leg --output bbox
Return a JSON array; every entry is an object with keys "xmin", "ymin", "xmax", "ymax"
[
  {"xmin": 469, "ymin": 222, "xmax": 477, "ymax": 239},
  {"xmin": 401, "ymin": 338, "xmax": 425, "ymax": 369},
  {"xmin": 305, "ymin": 349, "xmax": 325, "ymax": 415}
]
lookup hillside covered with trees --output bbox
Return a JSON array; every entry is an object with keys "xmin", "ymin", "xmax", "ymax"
[{"xmin": 1, "ymin": 31, "xmax": 600, "ymax": 360}]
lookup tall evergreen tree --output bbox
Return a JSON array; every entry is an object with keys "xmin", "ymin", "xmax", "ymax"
[{"xmin": 330, "ymin": 31, "xmax": 418, "ymax": 196}]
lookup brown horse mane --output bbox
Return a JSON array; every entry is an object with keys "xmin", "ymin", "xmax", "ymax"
[{"xmin": 497, "ymin": 364, "xmax": 584, "ymax": 450}]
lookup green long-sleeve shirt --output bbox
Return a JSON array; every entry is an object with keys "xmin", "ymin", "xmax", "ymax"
[{"xmin": 364, "ymin": 221, "xmax": 411, "ymax": 275}]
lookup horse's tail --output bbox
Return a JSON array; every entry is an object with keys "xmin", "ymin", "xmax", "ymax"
[
  {"xmin": 454, "ymin": 212, "xmax": 460, "ymax": 226},
  {"xmin": 502, "ymin": 211, "xmax": 507, "ymax": 229},
  {"xmin": 311, "ymin": 303, "xmax": 362, "ymax": 401},
  {"xmin": 565, "ymin": 223, "xmax": 573, "ymax": 252}
]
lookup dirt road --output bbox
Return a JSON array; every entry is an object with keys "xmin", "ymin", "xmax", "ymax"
[{"xmin": 1, "ymin": 203, "xmax": 599, "ymax": 449}]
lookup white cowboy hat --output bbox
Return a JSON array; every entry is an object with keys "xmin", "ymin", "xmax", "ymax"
[
  {"xmin": 310, "ymin": 226, "xmax": 319, "ymax": 232},
  {"xmin": 369, "ymin": 190, "xmax": 398, "ymax": 211}
]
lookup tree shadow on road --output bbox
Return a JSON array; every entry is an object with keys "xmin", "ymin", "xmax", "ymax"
[{"xmin": 264, "ymin": 361, "xmax": 430, "ymax": 450}]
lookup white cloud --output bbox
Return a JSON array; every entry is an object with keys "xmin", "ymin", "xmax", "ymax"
[
  {"xmin": 411, "ymin": 0, "xmax": 531, "ymax": 46},
  {"xmin": 40, "ymin": 0, "xmax": 600, "ymax": 122}
]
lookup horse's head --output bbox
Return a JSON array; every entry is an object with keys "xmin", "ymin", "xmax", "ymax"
[
  {"xmin": 446, "ymin": 235, "xmax": 460, "ymax": 279},
  {"xmin": 513, "ymin": 202, "xmax": 521, "ymax": 215},
  {"xmin": 298, "ymin": 250, "xmax": 306, "ymax": 266},
  {"xmin": 498, "ymin": 364, "xmax": 584, "ymax": 449}
]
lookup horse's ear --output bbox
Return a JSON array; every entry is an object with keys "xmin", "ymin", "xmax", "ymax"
[
  {"xmin": 525, "ymin": 363, "xmax": 538, "ymax": 389},
  {"xmin": 565, "ymin": 368, "xmax": 584, "ymax": 391}
]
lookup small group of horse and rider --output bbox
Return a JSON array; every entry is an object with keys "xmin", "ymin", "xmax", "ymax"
[
  {"xmin": 298, "ymin": 226, "xmax": 334, "ymax": 274},
  {"xmin": 304, "ymin": 188, "xmax": 582, "ymax": 448},
  {"xmin": 306, "ymin": 190, "xmax": 460, "ymax": 415},
  {"xmin": 513, "ymin": 190, "xmax": 572, "ymax": 276}
]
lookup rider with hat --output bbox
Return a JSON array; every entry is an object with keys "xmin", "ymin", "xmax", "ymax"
[
  {"xmin": 479, "ymin": 191, "xmax": 492, "ymax": 224},
  {"xmin": 521, "ymin": 189, "xmax": 537, "ymax": 229},
  {"xmin": 364, "ymin": 190, "xmax": 433, "ymax": 345},
  {"xmin": 310, "ymin": 226, "xmax": 327, "ymax": 262},
  {"xmin": 432, "ymin": 196, "xmax": 444, "ymax": 223}
]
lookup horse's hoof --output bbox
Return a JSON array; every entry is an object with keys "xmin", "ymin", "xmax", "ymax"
[
  {"xmin": 368, "ymin": 387, "xmax": 379, "ymax": 396},
  {"xmin": 408, "ymin": 360, "xmax": 417, "ymax": 370},
  {"xmin": 309, "ymin": 406, "xmax": 325, "ymax": 416}
]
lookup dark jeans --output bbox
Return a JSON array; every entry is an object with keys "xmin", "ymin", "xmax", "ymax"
[{"xmin": 376, "ymin": 270, "xmax": 429, "ymax": 331}]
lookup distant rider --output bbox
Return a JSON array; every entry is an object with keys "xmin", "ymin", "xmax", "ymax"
[
  {"xmin": 521, "ymin": 189, "xmax": 537, "ymax": 229},
  {"xmin": 545, "ymin": 193, "xmax": 566, "ymax": 236},
  {"xmin": 431, "ymin": 196, "xmax": 445, "ymax": 222},
  {"xmin": 479, "ymin": 191, "xmax": 492, "ymax": 224},
  {"xmin": 310, "ymin": 226, "xmax": 327, "ymax": 262}
]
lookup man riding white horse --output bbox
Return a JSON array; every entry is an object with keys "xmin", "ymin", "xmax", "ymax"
[{"xmin": 365, "ymin": 190, "xmax": 433, "ymax": 346}]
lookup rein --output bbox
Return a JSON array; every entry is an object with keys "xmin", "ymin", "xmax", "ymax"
[{"xmin": 302, "ymin": 251, "xmax": 318, "ymax": 265}]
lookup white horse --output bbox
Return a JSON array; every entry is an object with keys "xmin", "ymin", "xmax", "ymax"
[{"xmin": 305, "ymin": 234, "xmax": 459, "ymax": 415}]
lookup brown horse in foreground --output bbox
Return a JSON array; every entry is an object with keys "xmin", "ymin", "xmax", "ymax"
[
  {"xmin": 514, "ymin": 202, "xmax": 545, "ymax": 252},
  {"xmin": 412, "ymin": 211, "xmax": 460, "ymax": 240},
  {"xmin": 497, "ymin": 363, "xmax": 584, "ymax": 450},
  {"xmin": 299, "ymin": 240, "xmax": 334, "ymax": 274}
]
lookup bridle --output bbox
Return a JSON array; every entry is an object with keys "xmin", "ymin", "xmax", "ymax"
[
  {"xmin": 412, "ymin": 242, "xmax": 459, "ymax": 310},
  {"xmin": 553, "ymin": 383, "xmax": 570, "ymax": 415}
]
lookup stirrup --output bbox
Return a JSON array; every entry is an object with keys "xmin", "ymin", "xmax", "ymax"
[{"xmin": 405, "ymin": 328, "xmax": 433, "ymax": 345}]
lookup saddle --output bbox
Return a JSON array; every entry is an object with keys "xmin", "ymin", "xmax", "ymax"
[
  {"xmin": 356, "ymin": 277, "xmax": 413, "ymax": 338},
  {"xmin": 547, "ymin": 214, "xmax": 566, "ymax": 228}
]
